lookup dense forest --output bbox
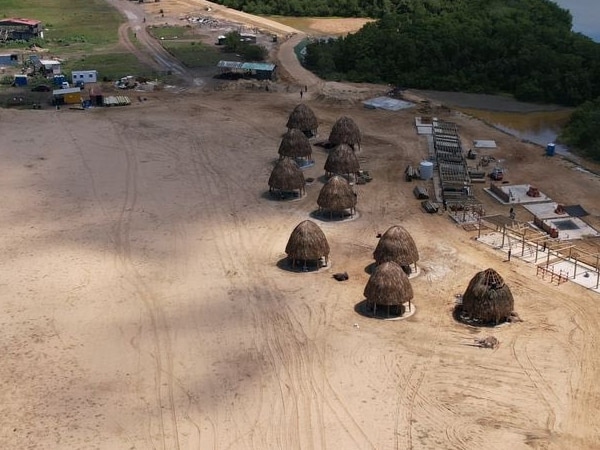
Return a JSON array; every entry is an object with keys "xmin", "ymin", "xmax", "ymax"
[
  {"xmin": 303, "ymin": 0, "xmax": 600, "ymax": 106},
  {"xmin": 560, "ymin": 99, "xmax": 600, "ymax": 161}
]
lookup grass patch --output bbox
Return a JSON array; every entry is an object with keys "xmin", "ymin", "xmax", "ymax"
[
  {"xmin": 2, "ymin": 0, "xmax": 122, "ymax": 47},
  {"xmin": 61, "ymin": 53, "xmax": 162, "ymax": 82},
  {"xmin": 147, "ymin": 25, "xmax": 197, "ymax": 40},
  {"xmin": 161, "ymin": 41, "xmax": 222, "ymax": 68}
]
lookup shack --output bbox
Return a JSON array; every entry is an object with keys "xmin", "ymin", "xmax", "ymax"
[
  {"xmin": 0, "ymin": 18, "xmax": 43, "ymax": 41},
  {"xmin": 0, "ymin": 53, "xmax": 19, "ymax": 66},
  {"xmin": 53, "ymin": 87, "xmax": 82, "ymax": 106},
  {"xmin": 40, "ymin": 59, "xmax": 62, "ymax": 76},
  {"xmin": 217, "ymin": 60, "xmax": 277, "ymax": 80},
  {"xmin": 14, "ymin": 74, "xmax": 28, "ymax": 86}
]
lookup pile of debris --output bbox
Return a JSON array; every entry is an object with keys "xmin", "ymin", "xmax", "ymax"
[
  {"xmin": 333, "ymin": 272, "xmax": 349, "ymax": 281},
  {"xmin": 473, "ymin": 336, "xmax": 499, "ymax": 349}
]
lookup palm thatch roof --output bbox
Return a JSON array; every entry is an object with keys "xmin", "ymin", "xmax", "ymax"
[
  {"xmin": 328, "ymin": 116, "xmax": 361, "ymax": 150},
  {"xmin": 324, "ymin": 143, "xmax": 360, "ymax": 177},
  {"xmin": 278, "ymin": 128, "xmax": 313, "ymax": 160},
  {"xmin": 317, "ymin": 175, "xmax": 357, "ymax": 216},
  {"xmin": 286, "ymin": 103, "xmax": 318, "ymax": 137},
  {"xmin": 285, "ymin": 220, "xmax": 330, "ymax": 266},
  {"xmin": 364, "ymin": 261, "xmax": 414, "ymax": 309},
  {"xmin": 460, "ymin": 268, "xmax": 514, "ymax": 324},
  {"xmin": 268, "ymin": 158, "xmax": 305, "ymax": 194},
  {"xmin": 373, "ymin": 225, "xmax": 419, "ymax": 269}
]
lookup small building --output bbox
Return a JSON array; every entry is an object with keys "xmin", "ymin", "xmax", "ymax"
[
  {"xmin": 14, "ymin": 74, "xmax": 28, "ymax": 86},
  {"xmin": 72, "ymin": 70, "xmax": 98, "ymax": 85},
  {"xmin": 217, "ymin": 60, "xmax": 277, "ymax": 81},
  {"xmin": 53, "ymin": 87, "xmax": 82, "ymax": 105},
  {"xmin": 0, "ymin": 18, "xmax": 43, "ymax": 41},
  {"xmin": 0, "ymin": 53, "xmax": 19, "ymax": 66},
  {"xmin": 40, "ymin": 59, "xmax": 62, "ymax": 76}
]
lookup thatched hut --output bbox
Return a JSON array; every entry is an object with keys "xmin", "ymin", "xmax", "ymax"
[
  {"xmin": 460, "ymin": 268, "xmax": 515, "ymax": 325},
  {"xmin": 364, "ymin": 261, "xmax": 414, "ymax": 317},
  {"xmin": 286, "ymin": 103, "xmax": 318, "ymax": 138},
  {"xmin": 278, "ymin": 128, "xmax": 313, "ymax": 161},
  {"xmin": 285, "ymin": 220, "xmax": 330, "ymax": 269},
  {"xmin": 268, "ymin": 158, "xmax": 306, "ymax": 198},
  {"xmin": 324, "ymin": 143, "xmax": 360, "ymax": 179},
  {"xmin": 328, "ymin": 116, "xmax": 361, "ymax": 151},
  {"xmin": 317, "ymin": 175, "xmax": 357, "ymax": 219},
  {"xmin": 373, "ymin": 225, "xmax": 419, "ymax": 274}
]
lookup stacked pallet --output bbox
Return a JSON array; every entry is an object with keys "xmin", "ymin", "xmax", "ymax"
[{"xmin": 103, "ymin": 96, "xmax": 131, "ymax": 107}]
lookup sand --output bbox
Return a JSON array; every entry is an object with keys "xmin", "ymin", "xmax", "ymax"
[{"xmin": 2, "ymin": 2, "xmax": 600, "ymax": 450}]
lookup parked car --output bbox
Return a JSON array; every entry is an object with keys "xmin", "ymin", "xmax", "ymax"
[{"xmin": 31, "ymin": 85, "xmax": 51, "ymax": 92}]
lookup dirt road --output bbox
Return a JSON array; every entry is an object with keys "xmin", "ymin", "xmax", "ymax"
[{"xmin": 106, "ymin": 0, "xmax": 198, "ymax": 84}]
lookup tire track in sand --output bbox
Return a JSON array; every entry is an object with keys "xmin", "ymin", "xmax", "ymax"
[
  {"xmin": 108, "ymin": 119, "xmax": 181, "ymax": 450},
  {"xmin": 174, "ymin": 111, "xmax": 376, "ymax": 448}
]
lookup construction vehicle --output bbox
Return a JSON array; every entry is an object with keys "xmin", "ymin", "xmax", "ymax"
[{"xmin": 490, "ymin": 167, "xmax": 504, "ymax": 181}]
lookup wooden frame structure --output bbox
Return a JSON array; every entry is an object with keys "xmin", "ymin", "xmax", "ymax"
[{"xmin": 488, "ymin": 220, "xmax": 600, "ymax": 290}]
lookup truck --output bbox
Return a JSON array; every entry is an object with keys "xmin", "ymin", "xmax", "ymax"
[{"xmin": 490, "ymin": 167, "xmax": 504, "ymax": 181}]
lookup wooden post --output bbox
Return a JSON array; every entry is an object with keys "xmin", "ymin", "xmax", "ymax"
[
  {"xmin": 501, "ymin": 225, "xmax": 506, "ymax": 248},
  {"xmin": 521, "ymin": 232, "xmax": 526, "ymax": 257},
  {"xmin": 573, "ymin": 259, "xmax": 578, "ymax": 279}
]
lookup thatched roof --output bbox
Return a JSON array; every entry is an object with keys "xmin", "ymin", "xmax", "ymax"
[
  {"xmin": 286, "ymin": 103, "xmax": 318, "ymax": 134},
  {"xmin": 373, "ymin": 225, "xmax": 419, "ymax": 266},
  {"xmin": 285, "ymin": 220, "xmax": 330, "ymax": 261},
  {"xmin": 278, "ymin": 128, "xmax": 312, "ymax": 159},
  {"xmin": 461, "ymin": 268, "xmax": 514, "ymax": 324},
  {"xmin": 269, "ymin": 158, "xmax": 305, "ymax": 191},
  {"xmin": 364, "ymin": 261, "xmax": 414, "ymax": 306},
  {"xmin": 317, "ymin": 175, "xmax": 357, "ymax": 211},
  {"xmin": 328, "ymin": 116, "xmax": 361, "ymax": 149},
  {"xmin": 324, "ymin": 143, "xmax": 360, "ymax": 176}
]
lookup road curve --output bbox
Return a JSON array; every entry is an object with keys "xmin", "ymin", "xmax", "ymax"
[
  {"xmin": 105, "ymin": 0, "xmax": 323, "ymax": 91},
  {"xmin": 105, "ymin": 0, "xmax": 197, "ymax": 85}
]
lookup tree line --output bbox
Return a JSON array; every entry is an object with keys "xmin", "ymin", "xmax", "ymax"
[
  {"xmin": 560, "ymin": 99, "xmax": 600, "ymax": 161},
  {"xmin": 303, "ymin": 0, "xmax": 600, "ymax": 107}
]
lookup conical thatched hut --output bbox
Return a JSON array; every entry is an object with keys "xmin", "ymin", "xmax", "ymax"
[
  {"xmin": 268, "ymin": 158, "xmax": 306, "ymax": 198},
  {"xmin": 460, "ymin": 268, "xmax": 515, "ymax": 325},
  {"xmin": 278, "ymin": 128, "xmax": 313, "ymax": 161},
  {"xmin": 317, "ymin": 175, "xmax": 357, "ymax": 219},
  {"xmin": 324, "ymin": 143, "xmax": 360, "ymax": 178},
  {"xmin": 285, "ymin": 220, "xmax": 330, "ymax": 269},
  {"xmin": 364, "ymin": 261, "xmax": 414, "ymax": 317},
  {"xmin": 328, "ymin": 116, "xmax": 361, "ymax": 151},
  {"xmin": 286, "ymin": 103, "xmax": 318, "ymax": 138},
  {"xmin": 373, "ymin": 225, "xmax": 419, "ymax": 274}
]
